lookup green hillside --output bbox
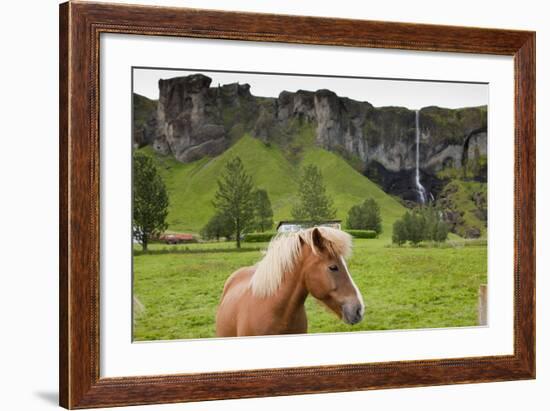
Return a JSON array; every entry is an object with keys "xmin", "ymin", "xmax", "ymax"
[
  {"xmin": 133, "ymin": 93, "xmax": 156, "ymax": 129},
  {"xmin": 139, "ymin": 134, "xmax": 406, "ymax": 239},
  {"xmin": 436, "ymin": 179, "xmax": 487, "ymax": 238}
]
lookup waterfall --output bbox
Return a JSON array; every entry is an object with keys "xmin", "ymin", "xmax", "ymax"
[{"xmin": 415, "ymin": 110, "xmax": 427, "ymax": 204}]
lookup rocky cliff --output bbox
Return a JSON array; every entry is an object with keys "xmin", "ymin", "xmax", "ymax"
[{"xmin": 134, "ymin": 74, "xmax": 487, "ymax": 203}]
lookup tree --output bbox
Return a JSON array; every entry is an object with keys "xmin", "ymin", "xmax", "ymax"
[
  {"xmin": 347, "ymin": 199, "xmax": 382, "ymax": 234},
  {"xmin": 363, "ymin": 199, "xmax": 382, "ymax": 234},
  {"xmin": 292, "ymin": 164, "xmax": 336, "ymax": 223},
  {"xmin": 392, "ymin": 205, "xmax": 449, "ymax": 246},
  {"xmin": 200, "ymin": 213, "xmax": 235, "ymax": 241},
  {"xmin": 212, "ymin": 157, "xmax": 255, "ymax": 248},
  {"xmin": 434, "ymin": 219, "xmax": 450, "ymax": 243},
  {"xmin": 132, "ymin": 151, "xmax": 169, "ymax": 251},
  {"xmin": 421, "ymin": 206, "xmax": 439, "ymax": 240},
  {"xmin": 418, "ymin": 205, "xmax": 449, "ymax": 243},
  {"xmin": 406, "ymin": 211, "xmax": 425, "ymax": 245},
  {"xmin": 346, "ymin": 204, "xmax": 365, "ymax": 230},
  {"xmin": 392, "ymin": 219, "xmax": 407, "ymax": 246},
  {"xmin": 253, "ymin": 189, "xmax": 274, "ymax": 232},
  {"xmin": 391, "ymin": 211, "xmax": 423, "ymax": 246}
]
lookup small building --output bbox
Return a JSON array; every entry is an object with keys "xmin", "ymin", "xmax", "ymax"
[{"xmin": 276, "ymin": 220, "xmax": 342, "ymax": 233}]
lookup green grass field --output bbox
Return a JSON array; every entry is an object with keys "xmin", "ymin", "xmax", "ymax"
[
  {"xmin": 133, "ymin": 133, "xmax": 486, "ymax": 341},
  {"xmin": 133, "ymin": 238, "xmax": 487, "ymax": 341}
]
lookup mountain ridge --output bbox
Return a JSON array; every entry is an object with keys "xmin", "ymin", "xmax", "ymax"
[{"xmin": 133, "ymin": 74, "xmax": 487, "ymax": 203}]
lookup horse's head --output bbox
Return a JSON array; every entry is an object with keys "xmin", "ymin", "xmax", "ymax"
[{"xmin": 300, "ymin": 227, "xmax": 365, "ymax": 325}]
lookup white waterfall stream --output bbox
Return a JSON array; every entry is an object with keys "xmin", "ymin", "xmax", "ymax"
[{"xmin": 415, "ymin": 110, "xmax": 427, "ymax": 204}]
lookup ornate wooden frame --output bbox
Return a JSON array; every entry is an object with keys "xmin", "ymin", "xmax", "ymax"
[{"xmin": 59, "ymin": 1, "xmax": 536, "ymax": 408}]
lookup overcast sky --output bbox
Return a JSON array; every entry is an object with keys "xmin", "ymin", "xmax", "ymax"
[{"xmin": 133, "ymin": 68, "xmax": 488, "ymax": 110}]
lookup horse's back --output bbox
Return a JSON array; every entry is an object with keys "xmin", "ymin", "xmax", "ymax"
[
  {"xmin": 216, "ymin": 266, "xmax": 255, "ymax": 337},
  {"xmin": 220, "ymin": 267, "xmax": 253, "ymax": 298}
]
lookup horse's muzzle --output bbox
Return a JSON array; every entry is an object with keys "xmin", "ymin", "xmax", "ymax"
[{"xmin": 342, "ymin": 302, "xmax": 365, "ymax": 325}]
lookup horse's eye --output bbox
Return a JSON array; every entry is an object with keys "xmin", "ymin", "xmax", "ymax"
[{"xmin": 328, "ymin": 265, "xmax": 339, "ymax": 272}]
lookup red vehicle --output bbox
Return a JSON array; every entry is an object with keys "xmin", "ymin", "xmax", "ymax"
[{"xmin": 160, "ymin": 233, "xmax": 196, "ymax": 245}]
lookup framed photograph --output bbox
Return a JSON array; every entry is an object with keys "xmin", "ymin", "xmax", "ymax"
[{"xmin": 59, "ymin": 2, "xmax": 535, "ymax": 409}]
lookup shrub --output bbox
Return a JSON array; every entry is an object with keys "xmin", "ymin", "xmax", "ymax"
[
  {"xmin": 345, "ymin": 229, "xmax": 378, "ymax": 239},
  {"xmin": 200, "ymin": 213, "xmax": 234, "ymax": 241},
  {"xmin": 392, "ymin": 205, "xmax": 449, "ymax": 246},
  {"xmin": 346, "ymin": 198, "xmax": 382, "ymax": 234},
  {"xmin": 242, "ymin": 232, "xmax": 277, "ymax": 243}
]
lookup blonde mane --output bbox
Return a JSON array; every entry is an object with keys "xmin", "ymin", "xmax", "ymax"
[{"xmin": 250, "ymin": 227, "xmax": 352, "ymax": 298}]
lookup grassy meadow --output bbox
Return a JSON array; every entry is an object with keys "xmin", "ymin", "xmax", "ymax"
[
  {"xmin": 133, "ymin": 132, "xmax": 487, "ymax": 341},
  {"xmin": 133, "ymin": 238, "xmax": 487, "ymax": 341}
]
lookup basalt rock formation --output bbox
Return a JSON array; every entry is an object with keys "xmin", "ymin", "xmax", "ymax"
[{"xmin": 134, "ymin": 74, "xmax": 487, "ymax": 202}]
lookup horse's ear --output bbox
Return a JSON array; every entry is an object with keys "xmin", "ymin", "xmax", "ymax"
[{"xmin": 311, "ymin": 227, "xmax": 325, "ymax": 252}]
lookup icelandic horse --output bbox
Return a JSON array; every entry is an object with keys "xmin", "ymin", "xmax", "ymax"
[{"xmin": 215, "ymin": 227, "xmax": 364, "ymax": 337}]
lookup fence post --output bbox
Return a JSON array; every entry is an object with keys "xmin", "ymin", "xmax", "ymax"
[{"xmin": 478, "ymin": 284, "xmax": 487, "ymax": 326}]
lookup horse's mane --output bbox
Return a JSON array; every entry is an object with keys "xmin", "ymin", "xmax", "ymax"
[{"xmin": 250, "ymin": 227, "xmax": 352, "ymax": 298}]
